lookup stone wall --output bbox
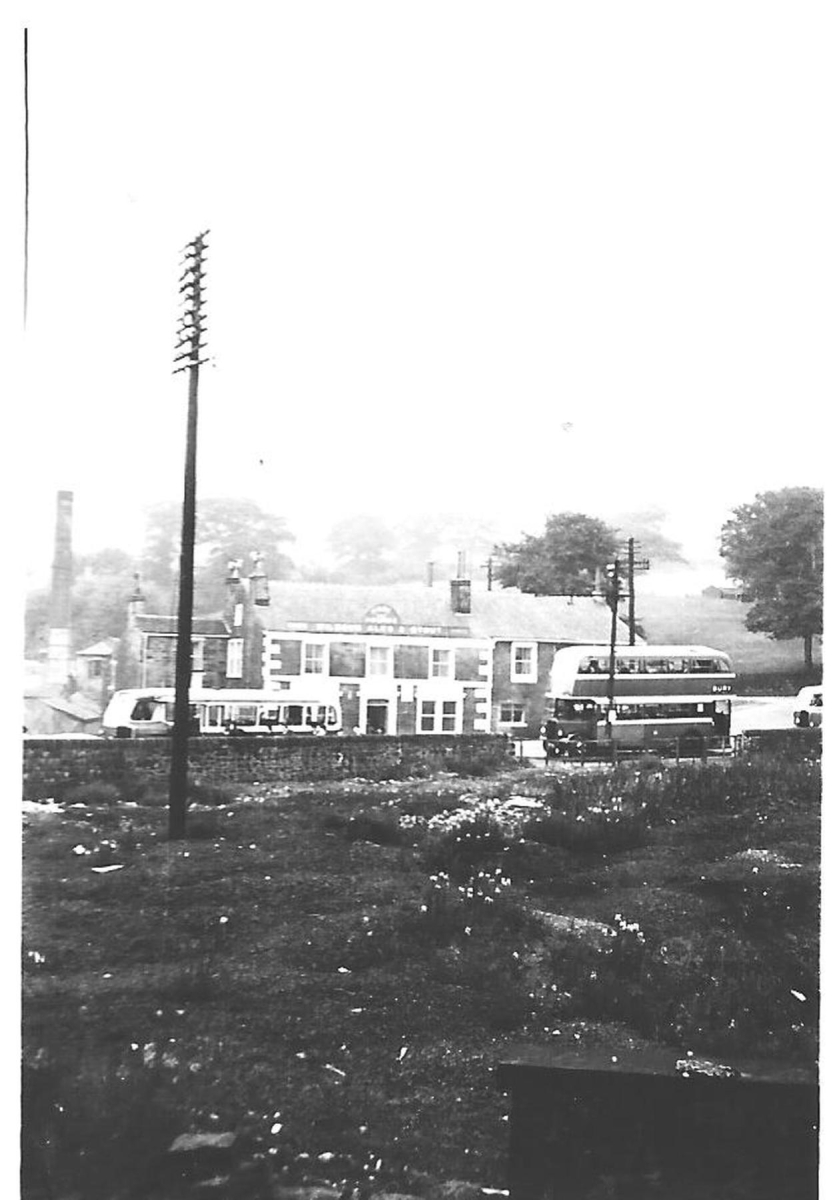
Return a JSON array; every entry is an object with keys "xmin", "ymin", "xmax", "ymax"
[
  {"xmin": 22, "ymin": 734, "xmax": 512, "ymax": 800},
  {"xmin": 737, "ymin": 727, "xmax": 822, "ymax": 757}
]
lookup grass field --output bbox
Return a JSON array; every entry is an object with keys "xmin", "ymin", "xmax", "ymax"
[
  {"xmin": 22, "ymin": 750, "xmax": 820, "ymax": 1200},
  {"xmin": 634, "ymin": 593, "xmax": 823, "ymax": 693}
]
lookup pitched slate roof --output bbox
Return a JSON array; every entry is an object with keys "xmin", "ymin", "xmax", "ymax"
[
  {"xmin": 259, "ymin": 582, "xmax": 625, "ymax": 645},
  {"xmin": 38, "ymin": 695, "xmax": 103, "ymax": 721},
  {"xmin": 134, "ymin": 615, "xmax": 229, "ymax": 636},
  {"xmin": 76, "ymin": 637, "xmax": 120, "ymax": 657}
]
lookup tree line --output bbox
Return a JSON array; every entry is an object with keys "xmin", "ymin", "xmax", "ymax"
[{"xmin": 24, "ymin": 488, "xmax": 823, "ymax": 668}]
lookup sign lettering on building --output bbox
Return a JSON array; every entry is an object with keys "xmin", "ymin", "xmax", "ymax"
[{"xmin": 284, "ymin": 620, "xmax": 471, "ymax": 637}]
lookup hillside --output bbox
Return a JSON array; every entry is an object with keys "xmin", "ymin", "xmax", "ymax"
[{"xmin": 633, "ymin": 593, "xmax": 822, "ymax": 692}]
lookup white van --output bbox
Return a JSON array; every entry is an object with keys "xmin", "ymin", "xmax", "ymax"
[{"xmin": 792, "ymin": 686, "xmax": 823, "ymax": 728}]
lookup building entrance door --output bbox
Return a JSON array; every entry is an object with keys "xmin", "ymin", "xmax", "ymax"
[{"xmin": 365, "ymin": 700, "xmax": 389, "ymax": 735}]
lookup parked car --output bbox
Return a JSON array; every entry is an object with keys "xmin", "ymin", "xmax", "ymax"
[{"xmin": 793, "ymin": 686, "xmax": 823, "ymax": 728}]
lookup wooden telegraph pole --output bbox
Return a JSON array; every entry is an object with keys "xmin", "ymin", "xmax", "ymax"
[
  {"xmin": 605, "ymin": 558, "xmax": 621, "ymax": 740},
  {"xmin": 168, "ymin": 231, "xmax": 210, "ymax": 840}
]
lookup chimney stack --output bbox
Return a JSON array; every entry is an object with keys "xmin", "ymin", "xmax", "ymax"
[
  {"xmin": 127, "ymin": 573, "xmax": 146, "ymax": 627},
  {"xmin": 450, "ymin": 550, "xmax": 471, "ymax": 615},
  {"xmin": 250, "ymin": 551, "xmax": 270, "ymax": 606},
  {"xmin": 47, "ymin": 490, "xmax": 74, "ymax": 687},
  {"xmin": 426, "ymin": 561, "xmax": 435, "ymax": 588}
]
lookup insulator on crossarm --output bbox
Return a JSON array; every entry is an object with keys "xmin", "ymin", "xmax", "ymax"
[{"xmin": 174, "ymin": 343, "xmax": 207, "ymax": 362}]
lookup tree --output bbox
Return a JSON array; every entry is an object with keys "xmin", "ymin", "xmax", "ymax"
[
  {"xmin": 720, "ymin": 487, "xmax": 823, "ymax": 668},
  {"xmin": 141, "ymin": 498, "xmax": 295, "ymax": 610},
  {"xmin": 24, "ymin": 588, "xmax": 50, "ymax": 658},
  {"xmin": 608, "ymin": 506, "xmax": 686, "ymax": 564},
  {"xmin": 24, "ymin": 550, "xmax": 168, "ymax": 658},
  {"xmin": 327, "ymin": 514, "xmax": 398, "ymax": 582},
  {"xmin": 494, "ymin": 512, "xmax": 619, "ymax": 596},
  {"xmin": 390, "ymin": 512, "xmax": 502, "ymax": 583}
]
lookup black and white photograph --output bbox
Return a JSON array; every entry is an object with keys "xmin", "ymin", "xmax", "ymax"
[{"xmin": 14, "ymin": 3, "xmax": 829, "ymax": 1197}]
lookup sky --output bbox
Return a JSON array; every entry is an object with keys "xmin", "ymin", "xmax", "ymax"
[{"xmin": 9, "ymin": 1, "xmax": 834, "ymax": 588}]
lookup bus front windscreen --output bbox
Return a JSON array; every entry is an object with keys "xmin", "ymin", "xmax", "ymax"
[{"xmin": 554, "ymin": 698, "xmax": 597, "ymax": 720}]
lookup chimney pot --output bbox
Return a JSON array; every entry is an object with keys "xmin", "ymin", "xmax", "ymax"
[{"xmin": 450, "ymin": 578, "xmax": 471, "ymax": 615}]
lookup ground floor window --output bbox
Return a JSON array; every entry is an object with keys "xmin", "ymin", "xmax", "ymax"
[
  {"xmin": 420, "ymin": 699, "xmax": 457, "ymax": 732},
  {"xmin": 499, "ymin": 702, "xmax": 526, "ymax": 724}
]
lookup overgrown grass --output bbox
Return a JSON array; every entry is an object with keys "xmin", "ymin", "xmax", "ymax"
[{"xmin": 22, "ymin": 753, "xmax": 820, "ymax": 1199}]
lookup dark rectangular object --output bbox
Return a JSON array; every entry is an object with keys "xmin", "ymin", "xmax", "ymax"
[
  {"xmin": 394, "ymin": 644, "xmax": 430, "ymax": 679},
  {"xmin": 497, "ymin": 1044, "xmax": 818, "ymax": 1200}
]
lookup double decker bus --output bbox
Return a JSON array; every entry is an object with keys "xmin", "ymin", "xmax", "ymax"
[
  {"xmin": 101, "ymin": 688, "xmax": 342, "ymax": 739},
  {"xmin": 540, "ymin": 644, "xmax": 735, "ymax": 758}
]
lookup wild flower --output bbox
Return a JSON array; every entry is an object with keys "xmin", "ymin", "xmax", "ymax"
[
  {"xmin": 613, "ymin": 912, "xmax": 646, "ymax": 943},
  {"xmin": 419, "ymin": 864, "xmax": 514, "ymax": 935},
  {"xmin": 426, "ymin": 795, "xmax": 548, "ymax": 838}
]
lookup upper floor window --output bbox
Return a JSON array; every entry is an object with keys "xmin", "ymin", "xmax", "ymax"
[
  {"xmin": 227, "ymin": 638, "xmax": 243, "ymax": 679},
  {"xmin": 304, "ymin": 642, "xmax": 326, "ymax": 674},
  {"xmin": 511, "ymin": 642, "xmax": 537, "ymax": 682},
  {"xmin": 191, "ymin": 638, "xmax": 205, "ymax": 671},
  {"xmin": 368, "ymin": 645, "xmax": 391, "ymax": 676},
  {"xmin": 431, "ymin": 648, "xmax": 453, "ymax": 678}
]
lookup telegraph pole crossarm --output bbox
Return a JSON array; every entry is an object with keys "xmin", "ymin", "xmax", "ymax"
[{"xmin": 168, "ymin": 230, "xmax": 209, "ymax": 841}]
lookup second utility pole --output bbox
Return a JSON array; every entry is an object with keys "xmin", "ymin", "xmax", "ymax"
[{"xmin": 168, "ymin": 230, "xmax": 210, "ymax": 841}]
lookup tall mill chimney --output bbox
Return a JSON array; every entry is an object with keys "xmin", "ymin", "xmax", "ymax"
[{"xmin": 47, "ymin": 490, "xmax": 74, "ymax": 688}]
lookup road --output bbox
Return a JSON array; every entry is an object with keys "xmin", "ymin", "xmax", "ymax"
[
  {"xmin": 512, "ymin": 695, "xmax": 799, "ymax": 762},
  {"xmin": 730, "ymin": 694, "xmax": 797, "ymax": 734}
]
